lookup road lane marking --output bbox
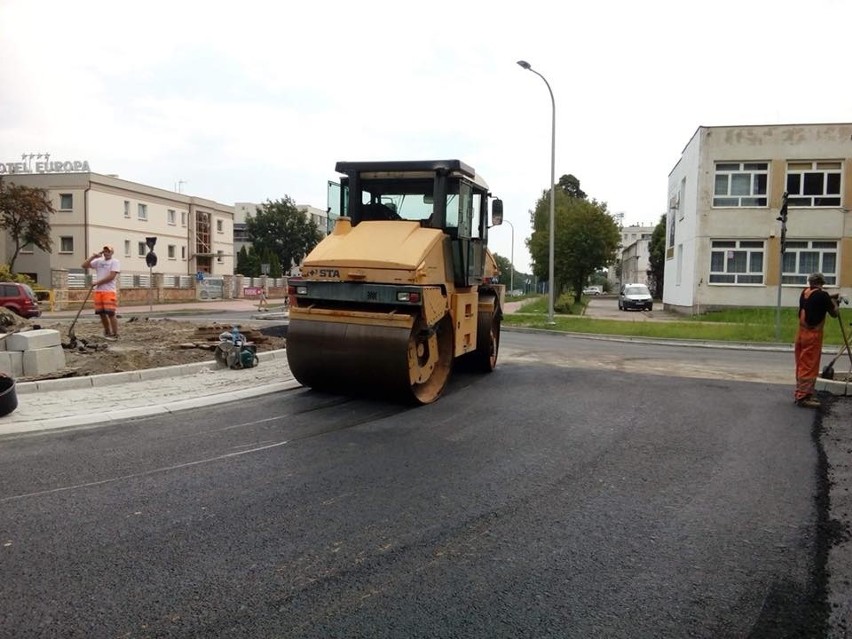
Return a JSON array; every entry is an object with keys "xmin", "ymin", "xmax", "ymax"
[{"xmin": 0, "ymin": 440, "xmax": 290, "ymax": 503}]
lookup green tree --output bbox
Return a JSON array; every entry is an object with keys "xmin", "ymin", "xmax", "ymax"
[
  {"xmin": 269, "ymin": 253, "xmax": 283, "ymax": 278},
  {"xmin": 0, "ymin": 264, "xmax": 37, "ymax": 287},
  {"xmin": 235, "ymin": 245, "xmax": 265, "ymax": 277},
  {"xmin": 236, "ymin": 245, "xmax": 251, "ymax": 276},
  {"xmin": 557, "ymin": 174, "xmax": 586, "ymax": 200},
  {"xmin": 0, "ymin": 177, "xmax": 55, "ymax": 273},
  {"xmin": 648, "ymin": 213, "xmax": 667, "ymax": 298},
  {"xmin": 491, "ymin": 253, "xmax": 514, "ymax": 287},
  {"xmin": 246, "ymin": 247, "xmax": 261, "ymax": 277},
  {"xmin": 526, "ymin": 179, "xmax": 620, "ymax": 304},
  {"xmin": 245, "ymin": 197, "xmax": 323, "ymax": 274}
]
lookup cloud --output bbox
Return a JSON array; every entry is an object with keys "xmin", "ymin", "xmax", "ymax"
[{"xmin": 2, "ymin": 0, "xmax": 851, "ymax": 272}]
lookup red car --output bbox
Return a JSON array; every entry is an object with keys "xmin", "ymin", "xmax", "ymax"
[{"xmin": 0, "ymin": 282, "xmax": 42, "ymax": 318}]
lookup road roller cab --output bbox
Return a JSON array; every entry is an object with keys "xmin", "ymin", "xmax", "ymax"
[{"xmin": 286, "ymin": 160, "xmax": 505, "ymax": 404}]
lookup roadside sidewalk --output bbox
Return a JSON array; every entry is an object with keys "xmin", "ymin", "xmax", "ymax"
[{"xmin": 0, "ymin": 349, "xmax": 300, "ymax": 436}]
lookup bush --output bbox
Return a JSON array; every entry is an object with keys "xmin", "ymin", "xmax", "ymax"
[
  {"xmin": 554, "ymin": 292, "xmax": 583, "ymax": 315},
  {"xmin": 0, "ymin": 265, "xmax": 38, "ymax": 288}
]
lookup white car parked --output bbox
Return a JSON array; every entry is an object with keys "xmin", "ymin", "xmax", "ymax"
[{"xmin": 618, "ymin": 283, "xmax": 653, "ymax": 311}]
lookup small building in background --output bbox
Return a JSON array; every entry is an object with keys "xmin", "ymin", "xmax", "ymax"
[
  {"xmin": 620, "ymin": 227, "xmax": 654, "ymax": 287},
  {"xmin": 609, "ymin": 224, "xmax": 656, "ymax": 291}
]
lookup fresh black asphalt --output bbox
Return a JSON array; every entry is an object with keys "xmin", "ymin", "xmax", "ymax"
[{"xmin": 0, "ymin": 334, "xmax": 833, "ymax": 638}]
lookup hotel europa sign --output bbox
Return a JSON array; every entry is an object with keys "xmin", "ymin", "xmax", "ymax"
[{"xmin": 0, "ymin": 153, "xmax": 91, "ymax": 175}]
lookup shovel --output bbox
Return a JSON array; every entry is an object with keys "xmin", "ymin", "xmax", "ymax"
[
  {"xmin": 821, "ymin": 310, "xmax": 852, "ymax": 380},
  {"xmin": 64, "ymin": 286, "xmax": 94, "ymax": 349}
]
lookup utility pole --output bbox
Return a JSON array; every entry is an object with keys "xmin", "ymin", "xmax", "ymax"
[
  {"xmin": 775, "ymin": 192, "xmax": 789, "ymax": 341},
  {"xmin": 504, "ymin": 220, "xmax": 515, "ymax": 295}
]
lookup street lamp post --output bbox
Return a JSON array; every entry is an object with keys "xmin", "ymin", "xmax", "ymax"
[
  {"xmin": 517, "ymin": 59, "xmax": 556, "ymax": 324},
  {"xmin": 504, "ymin": 219, "xmax": 515, "ymax": 295}
]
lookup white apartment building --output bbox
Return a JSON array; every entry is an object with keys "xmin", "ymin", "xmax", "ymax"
[
  {"xmin": 606, "ymin": 224, "xmax": 656, "ymax": 290},
  {"xmin": 1, "ymin": 168, "xmax": 234, "ymax": 285},
  {"xmin": 618, "ymin": 224, "xmax": 655, "ymax": 287},
  {"xmin": 665, "ymin": 123, "xmax": 852, "ymax": 314}
]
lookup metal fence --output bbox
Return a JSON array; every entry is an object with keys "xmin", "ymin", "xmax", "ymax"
[
  {"xmin": 67, "ymin": 272, "xmax": 200, "ymax": 289},
  {"xmin": 65, "ymin": 273, "xmax": 286, "ymax": 301}
]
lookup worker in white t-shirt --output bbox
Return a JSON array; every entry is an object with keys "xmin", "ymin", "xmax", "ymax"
[{"xmin": 82, "ymin": 244, "xmax": 121, "ymax": 340}]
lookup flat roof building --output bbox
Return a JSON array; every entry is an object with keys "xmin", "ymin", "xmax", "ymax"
[
  {"xmin": 1, "ymin": 169, "xmax": 234, "ymax": 286},
  {"xmin": 665, "ymin": 123, "xmax": 852, "ymax": 313}
]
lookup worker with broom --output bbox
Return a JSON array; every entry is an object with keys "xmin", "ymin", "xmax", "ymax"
[
  {"xmin": 794, "ymin": 272, "xmax": 839, "ymax": 408},
  {"xmin": 82, "ymin": 245, "xmax": 121, "ymax": 341}
]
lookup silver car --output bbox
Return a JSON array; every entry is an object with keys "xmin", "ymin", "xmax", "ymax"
[{"xmin": 618, "ymin": 283, "xmax": 653, "ymax": 311}]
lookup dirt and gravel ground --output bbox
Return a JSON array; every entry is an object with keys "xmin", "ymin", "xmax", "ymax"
[{"xmin": 1, "ymin": 310, "xmax": 286, "ymax": 378}]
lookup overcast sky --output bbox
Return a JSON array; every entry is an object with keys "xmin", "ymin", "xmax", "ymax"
[{"xmin": 2, "ymin": 0, "xmax": 850, "ymax": 273}]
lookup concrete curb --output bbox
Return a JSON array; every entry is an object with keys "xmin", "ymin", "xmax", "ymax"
[
  {"xmin": 502, "ymin": 325, "xmax": 795, "ymax": 352},
  {"xmin": 503, "ymin": 326, "xmax": 852, "ymax": 396},
  {"xmin": 4, "ymin": 381, "xmax": 302, "ymax": 435},
  {"xmin": 16, "ymin": 349, "xmax": 289, "ymax": 394},
  {"xmin": 815, "ymin": 376, "xmax": 852, "ymax": 397}
]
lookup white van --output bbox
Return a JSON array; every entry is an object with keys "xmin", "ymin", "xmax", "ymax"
[{"xmin": 618, "ymin": 283, "xmax": 653, "ymax": 311}]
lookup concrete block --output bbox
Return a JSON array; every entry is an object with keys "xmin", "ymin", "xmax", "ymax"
[
  {"xmin": 22, "ymin": 345, "xmax": 66, "ymax": 376},
  {"xmin": 6, "ymin": 329, "xmax": 62, "ymax": 352},
  {"xmin": 0, "ymin": 351, "xmax": 24, "ymax": 377}
]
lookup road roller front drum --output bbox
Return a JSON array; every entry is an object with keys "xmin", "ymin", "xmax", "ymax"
[{"xmin": 286, "ymin": 313, "xmax": 455, "ymax": 405}]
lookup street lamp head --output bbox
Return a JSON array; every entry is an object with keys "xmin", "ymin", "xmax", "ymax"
[{"xmin": 516, "ymin": 60, "xmax": 531, "ymax": 70}]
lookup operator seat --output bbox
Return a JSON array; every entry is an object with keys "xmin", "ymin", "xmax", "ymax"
[{"xmin": 362, "ymin": 203, "xmax": 400, "ymax": 221}]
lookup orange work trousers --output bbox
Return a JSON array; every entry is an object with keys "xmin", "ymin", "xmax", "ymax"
[{"xmin": 794, "ymin": 325, "xmax": 823, "ymax": 401}]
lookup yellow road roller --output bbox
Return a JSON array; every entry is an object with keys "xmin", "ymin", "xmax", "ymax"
[{"xmin": 286, "ymin": 159, "xmax": 505, "ymax": 404}]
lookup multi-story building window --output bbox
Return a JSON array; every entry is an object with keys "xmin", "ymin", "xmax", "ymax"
[
  {"xmin": 709, "ymin": 239, "xmax": 764, "ymax": 284},
  {"xmin": 181, "ymin": 211, "xmax": 187, "ymax": 226},
  {"xmin": 713, "ymin": 162, "xmax": 768, "ymax": 207},
  {"xmin": 137, "ymin": 241, "xmax": 147, "ymax": 257},
  {"xmin": 786, "ymin": 161, "xmax": 842, "ymax": 206},
  {"xmin": 124, "ymin": 200, "xmax": 130, "ymax": 218},
  {"xmin": 137, "ymin": 203, "xmax": 148, "ymax": 220},
  {"xmin": 233, "ymin": 224, "xmax": 249, "ymax": 244},
  {"xmin": 124, "ymin": 240, "xmax": 131, "ymax": 257},
  {"xmin": 59, "ymin": 193, "xmax": 73, "ymax": 210},
  {"xmin": 216, "ymin": 219, "xmax": 224, "ymax": 233},
  {"xmin": 181, "ymin": 246, "xmax": 186, "ymax": 259},
  {"xmin": 782, "ymin": 240, "xmax": 837, "ymax": 285},
  {"xmin": 59, "ymin": 236, "xmax": 74, "ymax": 253},
  {"xmin": 168, "ymin": 244, "xmax": 176, "ymax": 259},
  {"xmin": 168, "ymin": 209, "xmax": 176, "ymax": 225}
]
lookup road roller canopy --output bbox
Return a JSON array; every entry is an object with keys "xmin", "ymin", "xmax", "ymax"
[{"xmin": 331, "ymin": 160, "xmax": 500, "ymax": 241}]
